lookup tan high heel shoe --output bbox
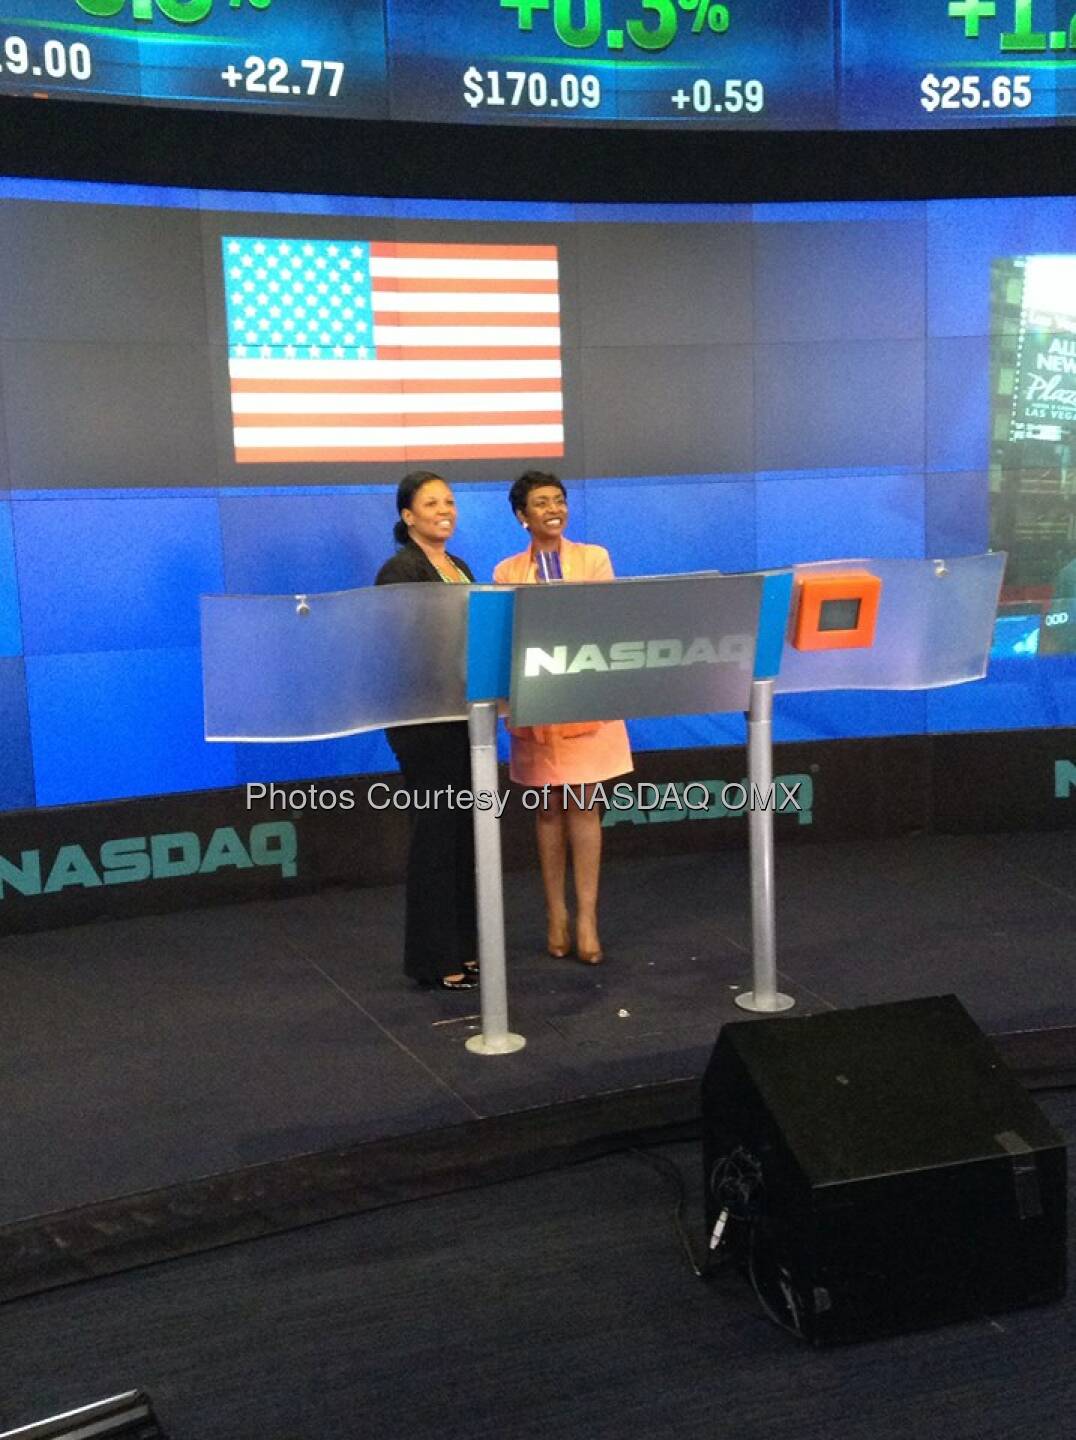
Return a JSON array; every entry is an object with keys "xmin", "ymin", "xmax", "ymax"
[
  {"xmin": 547, "ymin": 920, "xmax": 572, "ymax": 959},
  {"xmin": 574, "ymin": 923, "xmax": 604, "ymax": 966}
]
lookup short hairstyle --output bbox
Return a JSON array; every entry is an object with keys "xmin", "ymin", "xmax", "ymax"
[
  {"xmin": 393, "ymin": 470, "xmax": 446, "ymax": 546},
  {"xmin": 508, "ymin": 470, "xmax": 567, "ymax": 518}
]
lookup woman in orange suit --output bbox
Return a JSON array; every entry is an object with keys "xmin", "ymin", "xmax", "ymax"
[{"xmin": 493, "ymin": 471, "xmax": 633, "ymax": 965}]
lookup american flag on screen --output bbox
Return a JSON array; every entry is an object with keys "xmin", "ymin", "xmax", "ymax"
[{"xmin": 221, "ymin": 236, "xmax": 564, "ymax": 463}]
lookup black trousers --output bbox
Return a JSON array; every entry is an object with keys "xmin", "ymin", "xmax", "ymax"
[{"xmin": 387, "ymin": 721, "xmax": 478, "ymax": 984}]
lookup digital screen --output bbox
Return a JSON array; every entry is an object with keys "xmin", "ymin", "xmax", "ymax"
[
  {"xmin": 3, "ymin": 0, "xmax": 1076, "ymax": 128},
  {"xmin": 1040, "ymin": 599, "xmax": 1076, "ymax": 653},
  {"xmin": 1, "ymin": 178, "xmax": 1074, "ymax": 817},
  {"xmin": 222, "ymin": 235, "xmax": 563, "ymax": 464},
  {"xmin": 989, "ymin": 256, "xmax": 1076, "ymax": 659},
  {"xmin": 990, "ymin": 600, "xmax": 1076, "ymax": 656},
  {"xmin": 818, "ymin": 597, "xmax": 862, "ymax": 631},
  {"xmin": 990, "ymin": 610, "xmax": 1041, "ymax": 657},
  {"xmin": 388, "ymin": 0, "xmax": 835, "ymax": 128}
]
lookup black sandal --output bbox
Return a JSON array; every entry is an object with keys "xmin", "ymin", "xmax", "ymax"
[{"xmin": 419, "ymin": 971, "xmax": 478, "ymax": 991}]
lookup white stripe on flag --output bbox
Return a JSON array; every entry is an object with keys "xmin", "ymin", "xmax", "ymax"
[
  {"xmin": 228, "ymin": 359, "xmax": 562, "ymax": 380},
  {"xmin": 369, "ymin": 292, "xmax": 560, "ymax": 314},
  {"xmin": 231, "ymin": 392, "xmax": 564, "ymax": 415},
  {"xmin": 233, "ymin": 424, "xmax": 566, "ymax": 449},
  {"xmin": 369, "ymin": 258, "xmax": 559, "ymax": 280},
  {"xmin": 370, "ymin": 325, "xmax": 561, "ymax": 347}
]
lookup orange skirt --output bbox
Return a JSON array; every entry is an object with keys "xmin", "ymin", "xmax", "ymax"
[{"xmin": 508, "ymin": 719, "xmax": 633, "ymax": 789}]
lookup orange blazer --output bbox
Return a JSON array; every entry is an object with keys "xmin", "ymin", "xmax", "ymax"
[
  {"xmin": 492, "ymin": 537, "xmax": 614, "ymax": 586},
  {"xmin": 493, "ymin": 538, "xmax": 619, "ymax": 746}
]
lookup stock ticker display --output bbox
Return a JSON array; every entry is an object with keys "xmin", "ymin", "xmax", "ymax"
[{"xmin": 3, "ymin": 0, "xmax": 1076, "ymax": 129}]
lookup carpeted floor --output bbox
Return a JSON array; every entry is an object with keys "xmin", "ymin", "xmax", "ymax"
[
  {"xmin": 1, "ymin": 1090, "xmax": 1072, "ymax": 1440},
  {"xmin": 1, "ymin": 833, "xmax": 1073, "ymax": 1227}
]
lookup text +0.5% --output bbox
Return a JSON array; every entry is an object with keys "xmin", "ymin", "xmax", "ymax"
[{"xmin": 499, "ymin": 0, "xmax": 729, "ymax": 48}]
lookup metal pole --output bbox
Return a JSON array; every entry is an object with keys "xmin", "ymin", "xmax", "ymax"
[
  {"xmin": 465, "ymin": 701, "xmax": 526, "ymax": 1055},
  {"xmin": 735, "ymin": 678, "xmax": 794, "ymax": 1014}
]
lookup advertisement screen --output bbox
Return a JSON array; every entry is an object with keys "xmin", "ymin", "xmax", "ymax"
[{"xmin": 990, "ymin": 254, "xmax": 1076, "ymax": 659}]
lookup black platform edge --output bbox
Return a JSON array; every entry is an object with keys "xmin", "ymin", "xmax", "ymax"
[
  {"xmin": 994, "ymin": 1025, "xmax": 1076, "ymax": 1091},
  {"xmin": 0, "ymin": 1079, "xmax": 700, "ymax": 1305},
  {"xmin": 1, "ymin": 1028, "xmax": 1072, "ymax": 1306}
]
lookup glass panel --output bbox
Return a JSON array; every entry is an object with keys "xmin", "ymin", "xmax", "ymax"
[
  {"xmin": 201, "ymin": 584, "xmax": 470, "ymax": 741},
  {"xmin": 776, "ymin": 553, "xmax": 1006, "ymax": 693}
]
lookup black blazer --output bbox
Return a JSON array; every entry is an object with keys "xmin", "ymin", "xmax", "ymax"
[
  {"xmin": 374, "ymin": 539, "xmax": 475, "ymax": 587},
  {"xmin": 373, "ymin": 539, "xmax": 476, "ymax": 768}
]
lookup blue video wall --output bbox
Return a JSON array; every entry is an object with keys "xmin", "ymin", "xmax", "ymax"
[{"xmin": 0, "ymin": 179, "xmax": 1074, "ymax": 813}]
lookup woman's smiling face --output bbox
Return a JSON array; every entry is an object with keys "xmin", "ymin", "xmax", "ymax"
[
  {"xmin": 519, "ymin": 483, "xmax": 568, "ymax": 544},
  {"xmin": 402, "ymin": 478, "xmax": 457, "ymax": 544}
]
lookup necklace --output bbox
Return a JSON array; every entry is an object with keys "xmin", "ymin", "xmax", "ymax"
[{"xmin": 436, "ymin": 558, "xmax": 468, "ymax": 584}]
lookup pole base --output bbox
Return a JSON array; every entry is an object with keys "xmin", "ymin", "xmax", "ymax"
[
  {"xmin": 465, "ymin": 1032, "xmax": 527, "ymax": 1056},
  {"xmin": 735, "ymin": 990, "xmax": 795, "ymax": 1014}
]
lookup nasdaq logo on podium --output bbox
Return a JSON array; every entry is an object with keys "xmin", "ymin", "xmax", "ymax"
[
  {"xmin": 510, "ymin": 573, "xmax": 764, "ymax": 726},
  {"xmin": 523, "ymin": 635, "xmax": 752, "ymax": 677}
]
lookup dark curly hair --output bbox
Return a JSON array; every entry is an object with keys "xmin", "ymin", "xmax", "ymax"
[{"xmin": 508, "ymin": 470, "xmax": 567, "ymax": 519}]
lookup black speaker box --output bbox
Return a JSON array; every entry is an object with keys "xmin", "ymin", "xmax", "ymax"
[{"xmin": 702, "ymin": 995, "xmax": 1067, "ymax": 1344}]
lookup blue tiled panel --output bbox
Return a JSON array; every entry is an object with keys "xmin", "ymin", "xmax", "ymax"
[
  {"xmin": 0, "ymin": 200, "xmax": 207, "ymax": 345},
  {"xmin": 583, "ymin": 477, "xmax": 755, "ymax": 577},
  {"xmin": 774, "ymin": 690, "xmax": 928, "ymax": 741},
  {"xmin": 925, "ymin": 660, "xmax": 1071, "ymax": 733},
  {"xmin": 197, "ymin": 189, "xmax": 397, "ymax": 217},
  {"xmin": 219, "ymin": 490, "xmax": 397, "ymax": 594},
  {"xmin": 925, "ymin": 472, "xmax": 990, "ymax": 557},
  {"xmin": 753, "ymin": 218, "xmax": 926, "ymax": 343},
  {"xmin": 2, "ymin": 340, "xmax": 217, "ymax": 490},
  {"xmin": 926, "ymin": 196, "xmax": 1076, "ymax": 338},
  {"xmin": 211, "ymin": 483, "xmax": 521, "ymax": 596},
  {"xmin": 234, "ymin": 731, "xmax": 395, "ymax": 784},
  {"xmin": 496, "ymin": 724, "xmax": 511, "ymax": 765},
  {"xmin": 394, "ymin": 198, "xmax": 574, "ymax": 222},
  {"xmin": 0, "ymin": 178, "xmax": 200, "ymax": 210},
  {"xmin": 925, "ymin": 337, "xmax": 991, "ymax": 473},
  {"xmin": 755, "ymin": 472, "xmax": 926, "ymax": 569},
  {"xmin": 1044, "ymin": 663, "xmax": 1076, "ymax": 728},
  {"xmin": 14, "ymin": 496, "xmax": 224, "ymax": 655},
  {"xmin": 575, "ymin": 203, "xmax": 749, "ymax": 223},
  {"xmin": 581, "ymin": 344, "xmax": 754, "ymax": 478},
  {"xmin": 753, "ymin": 202, "xmax": 927, "ymax": 225},
  {"xmin": 627, "ymin": 713, "xmax": 747, "ymax": 752},
  {"xmin": 0, "ymin": 500, "xmax": 21, "ymax": 656},
  {"xmin": 451, "ymin": 481, "xmax": 533, "ymax": 584},
  {"xmin": 26, "ymin": 649, "xmax": 237, "ymax": 806},
  {"xmin": 755, "ymin": 341, "xmax": 926, "ymax": 472},
  {"xmin": 0, "ymin": 657, "xmax": 34, "ymax": 809}
]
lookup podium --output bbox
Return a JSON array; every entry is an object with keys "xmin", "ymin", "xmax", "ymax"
[{"xmin": 201, "ymin": 552, "xmax": 1004, "ymax": 1055}]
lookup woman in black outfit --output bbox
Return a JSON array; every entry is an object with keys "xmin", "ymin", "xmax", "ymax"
[{"xmin": 374, "ymin": 471, "xmax": 478, "ymax": 991}]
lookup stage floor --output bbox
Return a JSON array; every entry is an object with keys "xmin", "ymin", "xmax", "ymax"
[{"xmin": 1, "ymin": 829, "xmax": 1073, "ymax": 1238}]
